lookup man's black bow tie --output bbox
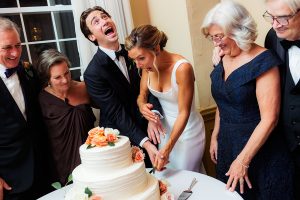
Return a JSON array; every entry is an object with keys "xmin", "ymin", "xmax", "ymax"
[
  {"xmin": 4, "ymin": 66, "xmax": 19, "ymax": 78},
  {"xmin": 280, "ymin": 39, "xmax": 300, "ymax": 50},
  {"xmin": 115, "ymin": 47, "xmax": 127, "ymax": 60}
]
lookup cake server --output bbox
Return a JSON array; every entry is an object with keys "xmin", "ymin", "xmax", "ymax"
[{"xmin": 178, "ymin": 177, "xmax": 198, "ymax": 200}]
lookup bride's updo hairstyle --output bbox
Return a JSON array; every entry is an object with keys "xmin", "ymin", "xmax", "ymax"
[
  {"xmin": 201, "ymin": 0, "xmax": 257, "ymax": 51},
  {"xmin": 125, "ymin": 24, "xmax": 168, "ymax": 52}
]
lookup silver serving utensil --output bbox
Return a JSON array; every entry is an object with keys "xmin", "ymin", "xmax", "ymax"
[{"xmin": 178, "ymin": 177, "xmax": 198, "ymax": 200}]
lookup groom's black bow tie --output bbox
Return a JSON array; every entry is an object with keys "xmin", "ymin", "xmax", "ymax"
[
  {"xmin": 280, "ymin": 39, "xmax": 300, "ymax": 50},
  {"xmin": 4, "ymin": 66, "xmax": 19, "ymax": 78},
  {"xmin": 115, "ymin": 47, "xmax": 127, "ymax": 60}
]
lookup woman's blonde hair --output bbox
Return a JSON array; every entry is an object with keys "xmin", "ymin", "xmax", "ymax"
[{"xmin": 125, "ymin": 24, "xmax": 168, "ymax": 52}]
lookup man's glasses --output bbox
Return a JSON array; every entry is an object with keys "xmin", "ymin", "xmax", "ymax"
[
  {"xmin": 263, "ymin": 10, "xmax": 300, "ymax": 26},
  {"xmin": 207, "ymin": 33, "xmax": 225, "ymax": 44}
]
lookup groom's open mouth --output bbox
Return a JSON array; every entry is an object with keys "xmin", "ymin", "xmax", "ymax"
[{"xmin": 104, "ymin": 27, "xmax": 114, "ymax": 36}]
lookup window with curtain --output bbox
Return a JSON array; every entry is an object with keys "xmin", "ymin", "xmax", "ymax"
[{"xmin": 0, "ymin": 0, "xmax": 82, "ymax": 80}]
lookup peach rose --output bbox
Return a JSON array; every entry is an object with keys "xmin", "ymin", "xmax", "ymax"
[
  {"xmin": 134, "ymin": 150, "xmax": 144, "ymax": 162},
  {"xmin": 85, "ymin": 136, "xmax": 92, "ymax": 145},
  {"xmin": 89, "ymin": 195, "xmax": 102, "ymax": 200},
  {"xmin": 88, "ymin": 127, "xmax": 104, "ymax": 136},
  {"xmin": 131, "ymin": 146, "xmax": 145, "ymax": 162},
  {"xmin": 91, "ymin": 135, "xmax": 108, "ymax": 147},
  {"xmin": 106, "ymin": 133, "xmax": 117, "ymax": 143},
  {"xmin": 159, "ymin": 180, "xmax": 168, "ymax": 195}
]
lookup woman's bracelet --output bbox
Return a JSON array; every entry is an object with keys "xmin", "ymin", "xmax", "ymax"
[{"xmin": 237, "ymin": 158, "xmax": 249, "ymax": 169}]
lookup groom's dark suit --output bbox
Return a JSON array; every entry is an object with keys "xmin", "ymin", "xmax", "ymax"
[
  {"xmin": 0, "ymin": 62, "xmax": 50, "ymax": 199},
  {"xmin": 84, "ymin": 46, "xmax": 160, "ymax": 146},
  {"xmin": 265, "ymin": 28, "xmax": 300, "ymax": 152}
]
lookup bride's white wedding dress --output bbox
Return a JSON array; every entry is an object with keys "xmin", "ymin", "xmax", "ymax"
[{"xmin": 148, "ymin": 59, "xmax": 206, "ymax": 172}]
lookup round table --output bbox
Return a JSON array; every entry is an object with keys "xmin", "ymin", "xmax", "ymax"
[{"xmin": 38, "ymin": 169, "xmax": 243, "ymax": 200}]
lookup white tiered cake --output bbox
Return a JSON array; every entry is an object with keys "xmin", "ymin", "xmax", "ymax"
[{"xmin": 65, "ymin": 135, "xmax": 160, "ymax": 200}]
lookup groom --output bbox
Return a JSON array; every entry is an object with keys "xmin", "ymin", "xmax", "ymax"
[{"xmin": 80, "ymin": 6, "xmax": 161, "ymax": 166}]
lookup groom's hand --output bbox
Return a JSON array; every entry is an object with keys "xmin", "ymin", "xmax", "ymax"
[{"xmin": 142, "ymin": 140, "xmax": 159, "ymax": 166}]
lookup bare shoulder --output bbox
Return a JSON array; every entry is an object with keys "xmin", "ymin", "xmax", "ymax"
[
  {"xmin": 176, "ymin": 60, "xmax": 193, "ymax": 73},
  {"xmin": 70, "ymin": 81, "xmax": 88, "ymax": 95},
  {"xmin": 175, "ymin": 60, "xmax": 194, "ymax": 83},
  {"xmin": 251, "ymin": 44, "xmax": 267, "ymax": 57},
  {"xmin": 72, "ymin": 81, "xmax": 86, "ymax": 89}
]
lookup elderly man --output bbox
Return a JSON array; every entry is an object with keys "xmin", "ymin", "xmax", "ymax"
[
  {"xmin": 0, "ymin": 17, "xmax": 50, "ymax": 200},
  {"xmin": 264, "ymin": 0, "xmax": 300, "ymax": 198}
]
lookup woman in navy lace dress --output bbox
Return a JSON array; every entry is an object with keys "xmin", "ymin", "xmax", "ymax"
[{"xmin": 201, "ymin": 1, "xmax": 294, "ymax": 199}]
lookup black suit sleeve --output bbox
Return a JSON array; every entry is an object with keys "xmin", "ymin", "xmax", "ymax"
[
  {"xmin": 148, "ymin": 93, "xmax": 162, "ymax": 114},
  {"xmin": 84, "ymin": 55, "xmax": 146, "ymax": 146},
  {"xmin": 265, "ymin": 28, "xmax": 278, "ymax": 49}
]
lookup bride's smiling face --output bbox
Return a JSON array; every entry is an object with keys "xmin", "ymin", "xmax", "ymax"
[{"xmin": 128, "ymin": 47, "xmax": 156, "ymax": 72}]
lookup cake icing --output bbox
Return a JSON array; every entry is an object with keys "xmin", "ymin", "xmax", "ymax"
[{"xmin": 65, "ymin": 135, "xmax": 160, "ymax": 200}]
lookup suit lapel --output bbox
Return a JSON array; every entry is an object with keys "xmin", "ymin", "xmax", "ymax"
[
  {"xmin": 276, "ymin": 38, "xmax": 288, "ymax": 92},
  {"xmin": 17, "ymin": 66, "xmax": 31, "ymax": 120},
  {"xmin": 97, "ymin": 49, "xmax": 132, "ymax": 89},
  {"xmin": 0, "ymin": 69, "xmax": 27, "ymax": 123},
  {"xmin": 291, "ymin": 80, "xmax": 300, "ymax": 94}
]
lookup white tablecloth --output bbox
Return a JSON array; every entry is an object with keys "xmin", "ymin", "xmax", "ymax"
[{"xmin": 38, "ymin": 169, "xmax": 243, "ymax": 200}]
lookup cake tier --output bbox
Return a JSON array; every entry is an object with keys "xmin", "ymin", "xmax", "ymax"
[
  {"xmin": 66, "ymin": 162, "xmax": 160, "ymax": 200},
  {"xmin": 79, "ymin": 136, "xmax": 132, "ymax": 173}
]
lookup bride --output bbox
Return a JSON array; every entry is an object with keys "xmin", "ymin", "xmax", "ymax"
[{"xmin": 125, "ymin": 25, "xmax": 206, "ymax": 173}]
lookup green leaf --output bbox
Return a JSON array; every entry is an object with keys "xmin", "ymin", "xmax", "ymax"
[
  {"xmin": 66, "ymin": 174, "xmax": 73, "ymax": 185},
  {"xmin": 51, "ymin": 182, "xmax": 62, "ymax": 190},
  {"xmin": 84, "ymin": 187, "xmax": 93, "ymax": 197},
  {"xmin": 108, "ymin": 142, "xmax": 115, "ymax": 146},
  {"xmin": 87, "ymin": 144, "xmax": 95, "ymax": 149}
]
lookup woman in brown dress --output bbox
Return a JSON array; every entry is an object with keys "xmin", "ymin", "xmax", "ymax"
[{"xmin": 35, "ymin": 49, "xmax": 95, "ymax": 185}]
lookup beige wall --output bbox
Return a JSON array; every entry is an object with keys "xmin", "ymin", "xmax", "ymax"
[
  {"xmin": 129, "ymin": 0, "xmax": 272, "ymax": 111},
  {"xmin": 129, "ymin": 0, "xmax": 151, "ymax": 26},
  {"xmin": 235, "ymin": 0, "xmax": 272, "ymax": 45}
]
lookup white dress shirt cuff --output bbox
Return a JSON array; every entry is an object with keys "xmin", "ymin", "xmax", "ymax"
[
  {"xmin": 139, "ymin": 137, "xmax": 149, "ymax": 147},
  {"xmin": 151, "ymin": 110, "xmax": 164, "ymax": 119}
]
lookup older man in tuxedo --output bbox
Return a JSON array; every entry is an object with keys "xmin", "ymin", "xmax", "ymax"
[
  {"xmin": 264, "ymin": 0, "xmax": 300, "ymax": 198},
  {"xmin": 80, "ymin": 6, "xmax": 164, "ymax": 167},
  {"xmin": 0, "ymin": 17, "xmax": 50, "ymax": 200}
]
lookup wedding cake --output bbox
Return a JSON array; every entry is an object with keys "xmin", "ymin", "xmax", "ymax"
[{"xmin": 65, "ymin": 127, "xmax": 160, "ymax": 200}]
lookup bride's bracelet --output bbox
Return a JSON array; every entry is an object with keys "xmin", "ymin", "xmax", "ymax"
[{"xmin": 237, "ymin": 158, "xmax": 249, "ymax": 169}]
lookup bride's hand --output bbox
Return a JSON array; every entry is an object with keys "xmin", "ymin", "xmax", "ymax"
[
  {"xmin": 154, "ymin": 148, "xmax": 170, "ymax": 171},
  {"xmin": 139, "ymin": 103, "xmax": 158, "ymax": 123},
  {"xmin": 147, "ymin": 119, "xmax": 165, "ymax": 145}
]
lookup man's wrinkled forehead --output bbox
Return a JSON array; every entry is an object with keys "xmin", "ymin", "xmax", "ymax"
[{"xmin": 87, "ymin": 10, "xmax": 107, "ymax": 24}]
